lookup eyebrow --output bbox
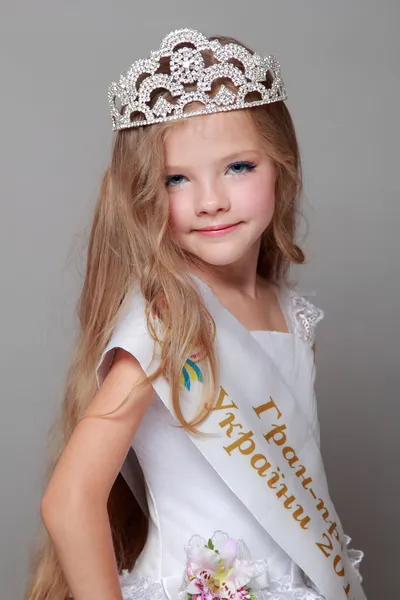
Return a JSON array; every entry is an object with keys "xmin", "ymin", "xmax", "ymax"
[{"xmin": 165, "ymin": 149, "xmax": 261, "ymax": 171}]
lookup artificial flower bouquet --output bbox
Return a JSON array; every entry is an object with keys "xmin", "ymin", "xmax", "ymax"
[{"xmin": 179, "ymin": 531, "xmax": 268, "ymax": 600}]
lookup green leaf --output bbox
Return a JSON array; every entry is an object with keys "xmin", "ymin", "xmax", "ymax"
[{"xmin": 207, "ymin": 538, "xmax": 215, "ymax": 550}]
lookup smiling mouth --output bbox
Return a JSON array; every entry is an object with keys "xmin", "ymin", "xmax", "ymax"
[
  {"xmin": 193, "ymin": 222, "xmax": 242, "ymax": 236},
  {"xmin": 196, "ymin": 222, "xmax": 240, "ymax": 232}
]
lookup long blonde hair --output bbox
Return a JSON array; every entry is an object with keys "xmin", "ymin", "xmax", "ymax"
[{"xmin": 25, "ymin": 35, "xmax": 304, "ymax": 600}]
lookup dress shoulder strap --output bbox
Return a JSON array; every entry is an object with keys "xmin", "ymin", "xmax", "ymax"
[{"xmin": 279, "ymin": 285, "xmax": 324, "ymax": 347}]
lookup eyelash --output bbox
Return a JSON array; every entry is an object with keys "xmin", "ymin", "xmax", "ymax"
[{"xmin": 165, "ymin": 161, "xmax": 258, "ymax": 187}]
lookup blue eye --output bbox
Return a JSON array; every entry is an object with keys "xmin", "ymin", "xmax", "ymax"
[
  {"xmin": 165, "ymin": 174, "xmax": 186, "ymax": 187},
  {"xmin": 227, "ymin": 161, "xmax": 257, "ymax": 175},
  {"xmin": 165, "ymin": 161, "xmax": 257, "ymax": 186}
]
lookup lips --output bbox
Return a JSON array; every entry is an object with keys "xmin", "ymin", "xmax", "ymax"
[
  {"xmin": 193, "ymin": 222, "xmax": 241, "ymax": 237},
  {"xmin": 196, "ymin": 223, "xmax": 239, "ymax": 232}
]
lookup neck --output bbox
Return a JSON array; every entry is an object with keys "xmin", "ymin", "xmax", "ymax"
[{"xmin": 189, "ymin": 243, "xmax": 263, "ymax": 300}]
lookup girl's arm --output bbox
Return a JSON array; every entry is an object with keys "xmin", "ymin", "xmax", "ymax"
[{"xmin": 40, "ymin": 349, "xmax": 154, "ymax": 600}]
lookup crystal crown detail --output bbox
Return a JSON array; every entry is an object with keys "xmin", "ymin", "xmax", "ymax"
[{"xmin": 108, "ymin": 28, "xmax": 287, "ymax": 130}]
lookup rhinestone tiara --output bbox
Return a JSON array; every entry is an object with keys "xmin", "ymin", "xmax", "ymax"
[{"xmin": 108, "ymin": 28, "xmax": 287, "ymax": 130}]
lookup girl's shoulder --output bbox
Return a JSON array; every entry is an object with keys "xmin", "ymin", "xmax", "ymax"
[{"xmin": 277, "ymin": 282, "xmax": 325, "ymax": 348}]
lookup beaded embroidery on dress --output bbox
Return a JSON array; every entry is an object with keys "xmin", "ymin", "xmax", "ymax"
[
  {"xmin": 119, "ymin": 573, "xmax": 328, "ymax": 600},
  {"xmin": 283, "ymin": 287, "xmax": 325, "ymax": 347},
  {"xmin": 119, "ymin": 574, "xmax": 326, "ymax": 600},
  {"xmin": 120, "ymin": 572, "xmax": 166, "ymax": 600}
]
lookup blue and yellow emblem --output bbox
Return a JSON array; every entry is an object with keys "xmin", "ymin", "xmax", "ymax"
[
  {"xmin": 179, "ymin": 312, "xmax": 216, "ymax": 391},
  {"xmin": 179, "ymin": 358, "xmax": 204, "ymax": 391}
]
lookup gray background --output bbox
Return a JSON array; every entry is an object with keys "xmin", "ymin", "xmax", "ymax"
[{"xmin": 1, "ymin": 1, "xmax": 398, "ymax": 598}]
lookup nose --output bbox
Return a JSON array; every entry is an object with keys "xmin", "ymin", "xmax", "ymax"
[{"xmin": 195, "ymin": 182, "xmax": 230, "ymax": 216}]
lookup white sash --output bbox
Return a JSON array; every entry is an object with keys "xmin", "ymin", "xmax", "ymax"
[{"xmin": 111, "ymin": 278, "xmax": 366, "ymax": 600}]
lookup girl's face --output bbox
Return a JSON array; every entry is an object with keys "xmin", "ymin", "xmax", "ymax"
[{"xmin": 164, "ymin": 110, "xmax": 276, "ymax": 271}]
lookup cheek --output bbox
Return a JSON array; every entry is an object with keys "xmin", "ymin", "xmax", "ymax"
[
  {"xmin": 237, "ymin": 171, "xmax": 276, "ymax": 220},
  {"xmin": 168, "ymin": 193, "xmax": 192, "ymax": 233}
]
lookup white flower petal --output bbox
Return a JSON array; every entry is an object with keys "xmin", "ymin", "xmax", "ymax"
[
  {"xmin": 226, "ymin": 559, "xmax": 259, "ymax": 588},
  {"xmin": 188, "ymin": 546, "xmax": 220, "ymax": 573},
  {"xmin": 186, "ymin": 580, "xmax": 201, "ymax": 594},
  {"xmin": 211, "ymin": 531, "xmax": 230, "ymax": 551},
  {"xmin": 220, "ymin": 581, "xmax": 237, "ymax": 599},
  {"xmin": 219, "ymin": 539, "xmax": 238, "ymax": 570}
]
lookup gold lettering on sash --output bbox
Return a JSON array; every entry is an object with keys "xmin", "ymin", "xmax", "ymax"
[
  {"xmin": 315, "ymin": 529, "xmax": 351, "ymax": 592},
  {"xmin": 216, "ymin": 406, "xmax": 311, "ymax": 533},
  {"xmin": 256, "ymin": 403, "xmax": 343, "ymax": 550},
  {"xmin": 327, "ymin": 521, "xmax": 340, "ymax": 543},
  {"xmin": 316, "ymin": 498, "xmax": 330, "ymax": 521},
  {"xmin": 282, "ymin": 446, "xmax": 300, "ymax": 467},
  {"xmin": 267, "ymin": 468, "xmax": 283, "ymax": 489},
  {"xmin": 276, "ymin": 483, "xmax": 289, "ymax": 498},
  {"xmin": 218, "ymin": 394, "xmax": 355, "ymax": 591},
  {"xmin": 250, "ymin": 453, "xmax": 272, "ymax": 477},
  {"xmin": 295, "ymin": 464, "xmax": 307, "ymax": 477},
  {"xmin": 255, "ymin": 403, "xmax": 338, "ymax": 547},
  {"xmin": 344, "ymin": 582, "xmax": 351, "ymax": 596},
  {"xmin": 219, "ymin": 412, "xmax": 243, "ymax": 437},
  {"xmin": 283, "ymin": 449, "xmax": 314, "ymax": 489},
  {"xmin": 224, "ymin": 430, "xmax": 256, "ymax": 456},
  {"xmin": 295, "ymin": 465, "xmax": 313, "ymax": 490},
  {"xmin": 333, "ymin": 554, "xmax": 345, "ymax": 577},
  {"xmin": 316, "ymin": 533, "xmax": 334, "ymax": 557},
  {"xmin": 253, "ymin": 397, "xmax": 282, "ymax": 420},
  {"xmin": 292, "ymin": 505, "xmax": 310, "ymax": 530},
  {"xmin": 214, "ymin": 386, "xmax": 238, "ymax": 411},
  {"xmin": 264, "ymin": 423, "xmax": 287, "ymax": 446},
  {"xmin": 277, "ymin": 490, "xmax": 296, "ymax": 510}
]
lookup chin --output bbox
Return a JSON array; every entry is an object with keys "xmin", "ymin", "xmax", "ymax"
[{"xmin": 192, "ymin": 247, "xmax": 251, "ymax": 267}]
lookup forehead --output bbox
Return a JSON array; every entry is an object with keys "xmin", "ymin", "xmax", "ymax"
[{"xmin": 164, "ymin": 110, "xmax": 262, "ymax": 165}]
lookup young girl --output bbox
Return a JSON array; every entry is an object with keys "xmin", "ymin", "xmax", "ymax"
[{"xmin": 25, "ymin": 28, "xmax": 366, "ymax": 600}]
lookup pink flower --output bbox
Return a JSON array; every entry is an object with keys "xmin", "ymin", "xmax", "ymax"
[{"xmin": 183, "ymin": 531, "xmax": 266, "ymax": 600}]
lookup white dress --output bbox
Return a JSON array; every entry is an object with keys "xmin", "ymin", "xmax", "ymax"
[{"xmin": 96, "ymin": 285, "xmax": 360, "ymax": 600}]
